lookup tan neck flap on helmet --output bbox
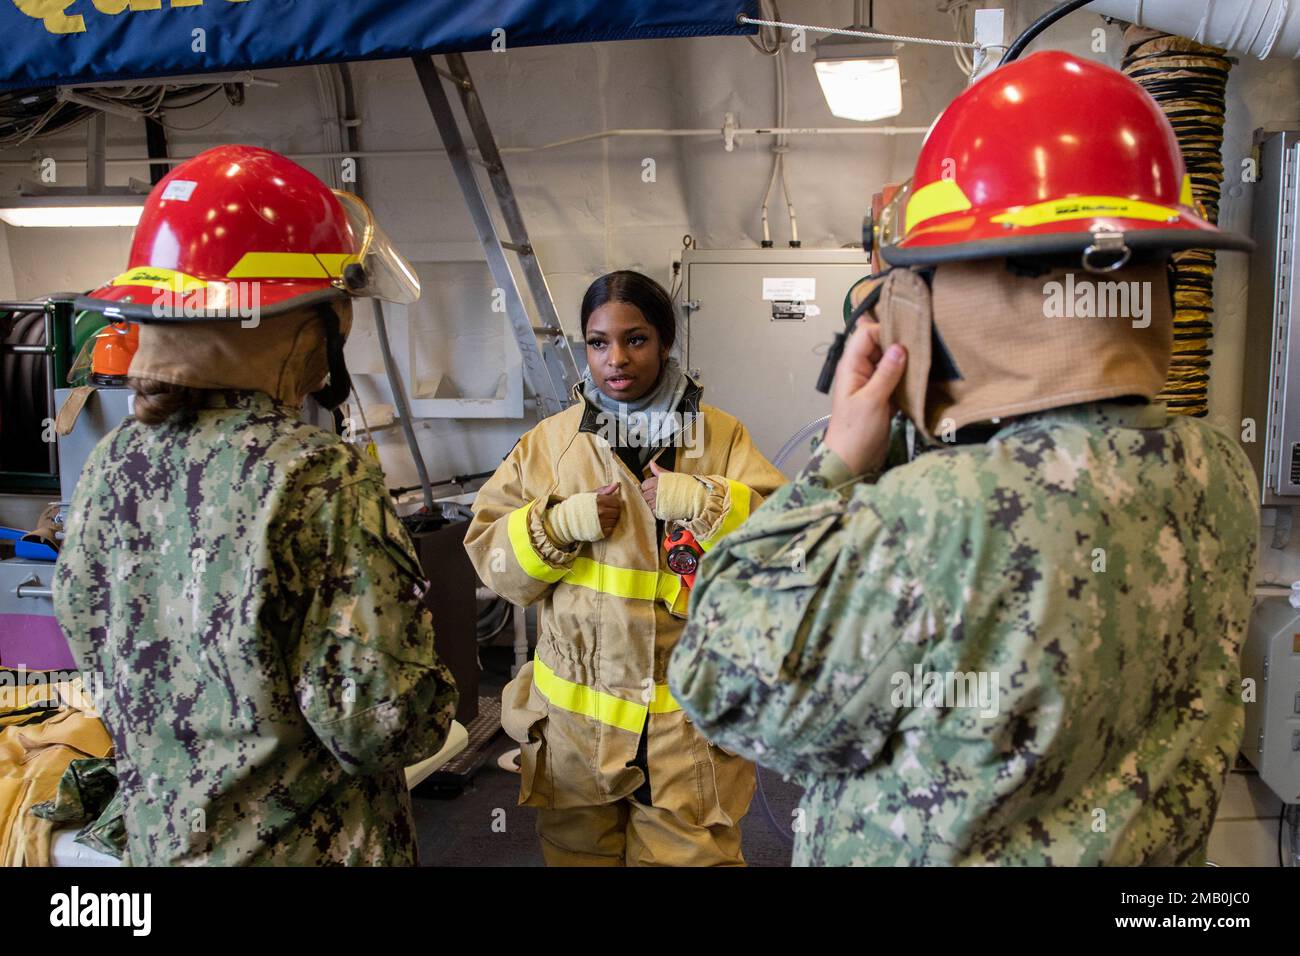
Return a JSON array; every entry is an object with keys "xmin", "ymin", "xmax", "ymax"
[
  {"xmin": 874, "ymin": 260, "xmax": 1172, "ymax": 442},
  {"xmin": 127, "ymin": 304, "xmax": 353, "ymax": 406}
]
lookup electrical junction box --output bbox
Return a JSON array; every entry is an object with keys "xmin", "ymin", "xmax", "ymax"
[
  {"xmin": 1241, "ymin": 596, "xmax": 1300, "ymax": 804},
  {"xmin": 681, "ymin": 248, "xmax": 872, "ymax": 475}
]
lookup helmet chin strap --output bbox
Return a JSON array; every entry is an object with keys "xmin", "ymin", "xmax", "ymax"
[{"xmin": 310, "ymin": 302, "xmax": 352, "ymax": 412}]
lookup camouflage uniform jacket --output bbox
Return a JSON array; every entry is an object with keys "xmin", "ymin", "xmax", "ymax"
[
  {"xmin": 668, "ymin": 401, "xmax": 1259, "ymax": 865},
  {"xmin": 53, "ymin": 390, "xmax": 458, "ymax": 866}
]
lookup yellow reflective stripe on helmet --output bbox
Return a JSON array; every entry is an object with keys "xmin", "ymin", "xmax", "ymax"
[
  {"xmin": 1179, "ymin": 174, "xmax": 1194, "ymax": 208},
  {"xmin": 698, "ymin": 480, "xmax": 752, "ymax": 553},
  {"xmin": 566, "ymin": 558, "xmax": 659, "ymax": 600},
  {"xmin": 649, "ymin": 681, "xmax": 682, "ymax": 714},
  {"xmin": 315, "ymin": 253, "xmax": 356, "ymax": 275},
  {"xmin": 226, "ymin": 251, "xmax": 350, "ymax": 279},
  {"xmin": 507, "ymin": 502, "xmax": 568, "ymax": 584},
  {"xmin": 989, "ymin": 196, "xmax": 1181, "ymax": 228},
  {"xmin": 110, "ymin": 266, "xmax": 208, "ymax": 293},
  {"xmin": 905, "ymin": 179, "xmax": 972, "ymax": 231},
  {"xmin": 533, "ymin": 656, "xmax": 646, "ymax": 734}
]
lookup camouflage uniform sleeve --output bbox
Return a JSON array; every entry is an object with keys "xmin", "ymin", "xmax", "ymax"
[
  {"xmin": 668, "ymin": 441, "xmax": 935, "ymax": 779},
  {"xmin": 805, "ymin": 412, "xmax": 910, "ymax": 482},
  {"xmin": 289, "ymin": 475, "xmax": 459, "ymax": 776},
  {"xmin": 463, "ymin": 435, "xmax": 578, "ymax": 606}
]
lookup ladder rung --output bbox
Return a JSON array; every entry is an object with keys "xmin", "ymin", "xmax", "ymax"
[{"xmin": 501, "ymin": 241, "xmax": 533, "ymax": 255}]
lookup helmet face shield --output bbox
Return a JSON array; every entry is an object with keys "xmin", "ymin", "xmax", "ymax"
[
  {"xmin": 68, "ymin": 334, "xmax": 96, "ymax": 385},
  {"xmin": 333, "ymin": 190, "xmax": 421, "ymax": 305},
  {"xmin": 877, "ymin": 179, "xmax": 912, "ymax": 251}
]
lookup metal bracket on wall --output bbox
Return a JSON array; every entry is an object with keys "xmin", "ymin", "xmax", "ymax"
[
  {"xmin": 1271, "ymin": 505, "xmax": 1293, "ymax": 550},
  {"xmin": 411, "ymin": 54, "xmax": 579, "ymax": 419}
]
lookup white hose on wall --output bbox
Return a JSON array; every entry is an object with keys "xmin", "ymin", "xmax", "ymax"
[{"xmin": 1087, "ymin": 0, "xmax": 1300, "ymax": 59}]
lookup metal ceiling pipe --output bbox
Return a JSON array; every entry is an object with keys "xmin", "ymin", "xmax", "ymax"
[{"xmin": 1087, "ymin": 0, "xmax": 1300, "ymax": 59}]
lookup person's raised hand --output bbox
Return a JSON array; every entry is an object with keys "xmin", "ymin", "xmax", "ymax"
[
  {"xmin": 640, "ymin": 460, "xmax": 669, "ymax": 512},
  {"xmin": 823, "ymin": 321, "xmax": 906, "ymax": 476},
  {"xmin": 594, "ymin": 483, "xmax": 622, "ymax": 538}
]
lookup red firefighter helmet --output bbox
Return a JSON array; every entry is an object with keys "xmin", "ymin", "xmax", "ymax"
[
  {"xmin": 880, "ymin": 51, "xmax": 1252, "ymax": 269},
  {"xmin": 76, "ymin": 145, "xmax": 418, "ymax": 321}
]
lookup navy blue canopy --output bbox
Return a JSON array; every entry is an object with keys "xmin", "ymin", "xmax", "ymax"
[{"xmin": 1, "ymin": 0, "xmax": 759, "ymax": 90}]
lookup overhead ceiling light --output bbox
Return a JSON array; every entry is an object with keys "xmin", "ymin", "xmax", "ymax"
[
  {"xmin": 814, "ymin": 36, "xmax": 903, "ymax": 123},
  {"xmin": 0, "ymin": 194, "xmax": 145, "ymax": 228}
]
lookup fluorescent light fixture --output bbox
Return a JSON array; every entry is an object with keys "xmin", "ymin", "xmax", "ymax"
[
  {"xmin": 0, "ymin": 195, "xmax": 145, "ymax": 228},
  {"xmin": 814, "ymin": 38, "xmax": 903, "ymax": 122}
]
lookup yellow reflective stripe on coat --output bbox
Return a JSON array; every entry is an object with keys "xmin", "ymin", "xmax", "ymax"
[
  {"xmin": 566, "ymin": 557, "xmax": 658, "ymax": 600},
  {"xmin": 507, "ymin": 502, "xmax": 568, "ymax": 583},
  {"xmin": 533, "ymin": 657, "xmax": 681, "ymax": 730},
  {"xmin": 649, "ymin": 682, "xmax": 682, "ymax": 714},
  {"xmin": 699, "ymin": 479, "xmax": 752, "ymax": 552},
  {"xmin": 533, "ymin": 656, "xmax": 646, "ymax": 734},
  {"xmin": 565, "ymin": 558, "xmax": 687, "ymax": 614},
  {"xmin": 655, "ymin": 570, "xmax": 684, "ymax": 613}
]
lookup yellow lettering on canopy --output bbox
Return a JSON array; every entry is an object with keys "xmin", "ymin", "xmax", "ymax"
[
  {"xmin": 91, "ymin": 1, "xmax": 165, "ymax": 12},
  {"xmin": 12, "ymin": 0, "xmax": 85, "ymax": 34},
  {"xmin": 18, "ymin": 0, "xmax": 254, "ymax": 35},
  {"xmin": 17, "ymin": 0, "xmax": 254, "ymax": 34}
]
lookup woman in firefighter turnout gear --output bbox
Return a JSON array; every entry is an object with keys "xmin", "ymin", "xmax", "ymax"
[{"xmin": 465, "ymin": 271, "xmax": 785, "ymax": 866}]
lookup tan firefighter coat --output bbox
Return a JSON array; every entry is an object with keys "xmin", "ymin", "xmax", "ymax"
[{"xmin": 465, "ymin": 382, "xmax": 785, "ymax": 827}]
